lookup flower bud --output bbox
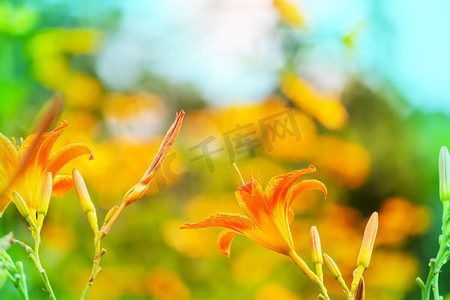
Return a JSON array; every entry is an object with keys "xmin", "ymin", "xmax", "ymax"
[
  {"xmin": 323, "ymin": 253, "xmax": 349, "ymax": 294},
  {"xmin": 323, "ymin": 253, "xmax": 342, "ymax": 279},
  {"xmin": 102, "ymin": 205, "xmax": 119, "ymax": 228},
  {"xmin": 310, "ymin": 226, "xmax": 323, "ymax": 280},
  {"xmin": 37, "ymin": 172, "xmax": 52, "ymax": 227},
  {"xmin": 357, "ymin": 212, "xmax": 378, "ymax": 269},
  {"xmin": 73, "ymin": 169, "xmax": 98, "ymax": 232},
  {"xmin": 439, "ymin": 146, "xmax": 450, "ymax": 202},
  {"xmin": 12, "ymin": 192, "xmax": 35, "ymax": 227},
  {"xmin": 310, "ymin": 226, "xmax": 323, "ymax": 264}
]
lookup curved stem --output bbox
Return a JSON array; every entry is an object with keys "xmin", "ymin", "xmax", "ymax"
[
  {"xmin": 0, "ymin": 251, "xmax": 29, "ymax": 300},
  {"xmin": 288, "ymin": 250, "xmax": 329, "ymax": 299},
  {"xmin": 14, "ymin": 236, "xmax": 56, "ymax": 300},
  {"xmin": 421, "ymin": 230, "xmax": 449, "ymax": 300},
  {"xmin": 80, "ymin": 232, "xmax": 105, "ymax": 300}
]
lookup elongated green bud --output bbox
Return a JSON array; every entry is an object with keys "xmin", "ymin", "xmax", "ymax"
[
  {"xmin": 102, "ymin": 205, "xmax": 119, "ymax": 228},
  {"xmin": 73, "ymin": 169, "xmax": 98, "ymax": 233},
  {"xmin": 440, "ymin": 146, "xmax": 450, "ymax": 202},
  {"xmin": 12, "ymin": 192, "xmax": 35, "ymax": 228},
  {"xmin": 323, "ymin": 253, "xmax": 350, "ymax": 294},
  {"xmin": 310, "ymin": 226, "xmax": 323, "ymax": 280},
  {"xmin": 37, "ymin": 172, "xmax": 52, "ymax": 228}
]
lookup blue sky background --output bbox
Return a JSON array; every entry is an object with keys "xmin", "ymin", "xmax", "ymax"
[{"xmin": 91, "ymin": 0, "xmax": 450, "ymax": 112}]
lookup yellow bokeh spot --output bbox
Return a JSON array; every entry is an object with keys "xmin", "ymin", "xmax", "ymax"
[
  {"xmin": 365, "ymin": 250, "xmax": 419, "ymax": 293},
  {"xmin": 273, "ymin": 0, "xmax": 305, "ymax": 28},
  {"xmin": 281, "ymin": 73, "xmax": 348, "ymax": 130},
  {"xmin": 232, "ymin": 247, "xmax": 280, "ymax": 285},
  {"xmin": 313, "ymin": 136, "xmax": 370, "ymax": 188},
  {"xmin": 64, "ymin": 29, "xmax": 104, "ymax": 54},
  {"xmin": 32, "ymin": 56, "xmax": 71, "ymax": 88},
  {"xmin": 41, "ymin": 222, "xmax": 75, "ymax": 252},
  {"xmin": 28, "ymin": 29, "xmax": 65, "ymax": 58},
  {"xmin": 62, "ymin": 72, "xmax": 102, "ymax": 108},
  {"xmin": 377, "ymin": 197, "xmax": 430, "ymax": 246},
  {"xmin": 146, "ymin": 267, "xmax": 191, "ymax": 300},
  {"xmin": 254, "ymin": 283, "xmax": 300, "ymax": 300},
  {"xmin": 162, "ymin": 219, "xmax": 217, "ymax": 258}
]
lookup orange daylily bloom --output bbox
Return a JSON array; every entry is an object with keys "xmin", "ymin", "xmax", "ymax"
[
  {"xmin": 0, "ymin": 120, "xmax": 93, "ymax": 218},
  {"xmin": 181, "ymin": 165, "xmax": 327, "ymax": 256}
]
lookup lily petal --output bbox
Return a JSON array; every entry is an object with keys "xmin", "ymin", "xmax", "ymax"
[
  {"xmin": 181, "ymin": 212, "xmax": 257, "ymax": 233},
  {"xmin": 20, "ymin": 121, "xmax": 68, "ymax": 162},
  {"xmin": 52, "ymin": 175, "xmax": 74, "ymax": 198},
  {"xmin": 288, "ymin": 208, "xmax": 295, "ymax": 224},
  {"xmin": 0, "ymin": 134, "xmax": 19, "ymax": 214},
  {"xmin": 0, "ymin": 134, "xmax": 19, "ymax": 187},
  {"xmin": 217, "ymin": 229, "xmax": 238, "ymax": 257},
  {"xmin": 265, "ymin": 165, "xmax": 317, "ymax": 207},
  {"xmin": 47, "ymin": 143, "xmax": 94, "ymax": 175},
  {"xmin": 0, "ymin": 196, "xmax": 10, "ymax": 216},
  {"xmin": 287, "ymin": 179, "xmax": 327, "ymax": 209},
  {"xmin": 235, "ymin": 179, "xmax": 268, "ymax": 225},
  {"xmin": 181, "ymin": 213, "xmax": 283, "ymax": 254}
]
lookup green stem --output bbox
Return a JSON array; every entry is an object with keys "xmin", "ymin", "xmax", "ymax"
[
  {"xmin": 421, "ymin": 229, "xmax": 449, "ymax": 299},
  {"xmin": 32, "ymin": 229, "xmax": 56, "ymax": 300},
  {"xmin": 80, "ymin": 232, "xmax": 105, "ymax": 300},
  {"xmin": 351, "ymin": 266, "xmax": 365, "ymax": 296},
  {"xmin": 288, "ymin": 250, "xmax": 329, "ymax": 299},
  {"xmin": 0, "ymin": 252, "xmax": 29, "ymax": 300},
  {"xmin": 314, "ymin": 262, "xmax": 323, "ymax": 282},
  {"xmin": 15, "ymin": 231, "xmax": 56, "ymax": 299}
]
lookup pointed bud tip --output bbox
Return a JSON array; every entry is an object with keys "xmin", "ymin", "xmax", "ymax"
[
  {"xmin": 310, "ymin": 225, "xmax": 323, "ymax": 264},
  {"xmin": 357, "ymin": 212, "xmax": 379, "ymax": 268}
]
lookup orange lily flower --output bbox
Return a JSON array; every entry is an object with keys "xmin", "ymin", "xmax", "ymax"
[
  {"xmin": 181, "ymin": 165, "xmax": 329, "ymax": 297},
  {"xmin": 0, "ymin": 120, "xmax": 93, "ymax": 220},
  {"xmin": 181, "ymin": 165, "xmax": 327, "ymax": 256}
]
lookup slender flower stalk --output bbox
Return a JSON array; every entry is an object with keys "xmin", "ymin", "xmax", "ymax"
[
  {"xmin": 77, "ymin": 110, "xmax": 184, "ymax": 300},
  {"xmin": 417, "ymin": 146, "xmax": 450, "ymax": 300},
  {"xmin": 0, "ymin": 252, "xmax": 29, "ymax": 300},
  {"xmin": 323, "ymin": 253, "xmax": 350, "ymax": 297},
  {"xmin": 0, "ymin": 233, "xmax": 29, "ymax": 300},
  {"xmin": 13, "ymin": 239, "xmax": 55, "ymax": 299},
  {"xmin": 289, "ymin": 250, "xmax": 328, "ymax": 299}
]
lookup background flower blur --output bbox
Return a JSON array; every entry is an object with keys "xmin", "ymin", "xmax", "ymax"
[{"xmin": 1, "ymin": 0, "xmax": 449, "ymax": 299}]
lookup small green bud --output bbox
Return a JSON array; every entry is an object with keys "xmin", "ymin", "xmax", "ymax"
[
  {"xmin": 102, "ymin": 205, "xmax": 119, "ymax": 228},
  {"xmin": 439, "ymin": 146, "xmax": 450, "ymax": 202},
  {"xmin": 12, "ymin": 192, "xmax": 35, "ymax": 228}
]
